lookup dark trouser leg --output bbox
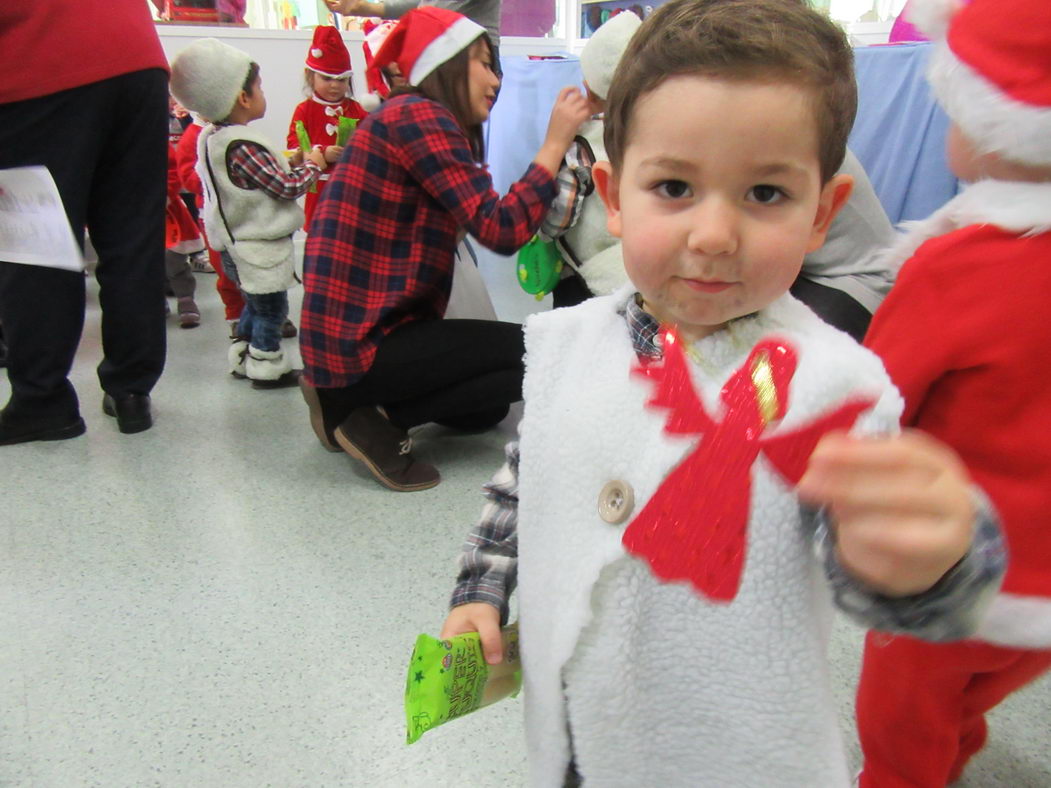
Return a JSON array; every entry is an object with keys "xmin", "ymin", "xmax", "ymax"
[
  {"xmin": 164, "ymin": 250, "xmax": 196, "ymax": 300},
  {"xmin": 244, "ymin": 290, "xmax": 288, "ymax": 354},
  {"xmin": 89, "ymin": 69, "xmax": 169, "ymax": 398},
  {"xmin": 315, "ymin": 319, "xmax": 525, "ymax": 431}
]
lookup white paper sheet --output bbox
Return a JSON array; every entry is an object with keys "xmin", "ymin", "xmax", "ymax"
[{"xmin": 0, "ymin": 166, "xmax": 84, "ymax": 272}]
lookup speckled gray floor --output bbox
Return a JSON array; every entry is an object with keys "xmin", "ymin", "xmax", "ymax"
[{"xmin": 2, "ymin": 259, "xmax": 1048, "ymax": 787}]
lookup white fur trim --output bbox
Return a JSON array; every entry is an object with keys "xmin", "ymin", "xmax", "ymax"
[
  {"xmin": 874, "ymin": 180, "xmax": 1051, "ymax": 273},
  {"xmin": 358, "ymin": 93, "xmax": 382, "ymax": 113},
  {"xmin": 975, "ymin": 593, "xmax": 1051, "ymax": 648},
  {"xmin": 228, "ymin": 339, "xmax": 249, "ymax": 376},
  {"xmin": 929, "ymin": 42, "xmax": 1051, "ymax": 167},
  {"xmin": 246, "ymin": 346, "xmax": 292, "ymax": 380},
  {"xmin": 906, "ymin": 0, "xmax": 957, "ymax": 39},
  {"xmin": 409, "ymin": 16, "xmax": 485, "ymax": 85},
  {"xmin": 311, "ymin": 67, "xmax": 353, "ymax": 79}
]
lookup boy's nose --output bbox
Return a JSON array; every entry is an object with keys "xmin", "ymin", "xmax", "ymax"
[{"xmin": 686, "ymin": 198, "xmax": 738, "ymax": 257}]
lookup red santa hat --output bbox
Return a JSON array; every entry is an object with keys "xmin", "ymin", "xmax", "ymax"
[
  {"xmin": 306, "ymin": 25, "xmax": 352, "ymax": 79},
  {"xmin": 367, "ymin": 7, "xmax": 486, "ymax": 88},
  {"xmin": 912, "ymin": 0, "xmax": 1051, "ymax": 166},
  {"xmin": 362, "ymin": 19, "xmax": 398, "ymax": 98}
]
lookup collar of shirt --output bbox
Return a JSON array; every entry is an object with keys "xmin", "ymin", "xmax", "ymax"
[{"xmin": 623, "ymin": 293, "xmax": 663, "ymax": 361}]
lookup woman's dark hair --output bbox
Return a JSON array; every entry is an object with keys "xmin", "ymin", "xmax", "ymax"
[{"xmin": 389, "ymin": 34, "xmax": 493, "ymax": 161}]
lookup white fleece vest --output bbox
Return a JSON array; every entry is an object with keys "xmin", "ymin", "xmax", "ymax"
[
  {"xmin": 517, "ymin": 290, "xmax": 902, "ymax": 787},
  {"xmin": 875, "ymin": 179, "xmax": 1051, "ymax": 649},
  {"xmin": 197, "ymin": 123, "xmax": 303, "ymax": 294}
]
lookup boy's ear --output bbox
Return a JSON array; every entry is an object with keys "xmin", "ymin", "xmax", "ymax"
[
  {"xmin": 235, "ymin": 90, "xmax": 252, "ymax": 110},
  {"xmin": 592, "ymin": 160, "xmax": 623, "ymax": 239},
  {"xmin": 806, "ymin": 173, "xmax": 853, "ymax": 253}
]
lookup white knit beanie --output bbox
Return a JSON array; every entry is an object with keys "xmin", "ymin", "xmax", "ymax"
[
  {"xmin": 580, "ymin": 11, "xmax": 641, "ymax": 100},
  {"xmin": 170, "ymin": 38, "xmax": 254, "ymax": 123}
]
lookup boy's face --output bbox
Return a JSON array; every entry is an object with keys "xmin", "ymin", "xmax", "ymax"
[{"xmin": 595, "ymin": 74, "xmax": 852, "ymax": 342}]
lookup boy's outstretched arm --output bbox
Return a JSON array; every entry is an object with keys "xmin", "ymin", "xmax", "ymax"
[
  {"xmin": 798, "ymin": 429, "xmax": 977, "ymax": 596},
  {"xmin": 797, "ymin": 430, "xmax": 1006, "ymax": 639},
  {"xmin": 442, "ymin": 441, "xmax": 522, "ymax": 665}
]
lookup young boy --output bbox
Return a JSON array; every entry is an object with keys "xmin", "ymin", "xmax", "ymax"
[
  {"xmin": 440, "ymin": 1, "xmax": 1006, "ymax": 785},
  {"xmin": 855, "ymin": 1, "xmax": 1051, "ymax": 785},
  {"xmin": 170, "ymin": 39, "xmax": 327, "ymax": 388}
]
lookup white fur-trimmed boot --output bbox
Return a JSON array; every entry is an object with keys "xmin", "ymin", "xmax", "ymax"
[
  {"xmin": 228, "ymin": 339, "xmax": 249, "ymax": 378},
  {"xmin": 245, "ymin": 346, "xmax": 301, "ymax": 390}
]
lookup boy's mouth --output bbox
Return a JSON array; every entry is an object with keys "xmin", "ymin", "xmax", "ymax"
[{"xmin": 682, "ymin": 278, "xmax": 733, "ymax": 294}]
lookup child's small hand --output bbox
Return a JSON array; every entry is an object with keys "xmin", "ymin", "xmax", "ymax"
[
  {"xmin": 797, "ymin": 430, "xmax": 976, "ymax": 597},
  {"xmin": 289, "ymin": 149, "xmax": 304, "ymax": 166},
  {"xmin": 441, "ymin": 602, "xmax": 503, "ymax": 665},
  {"xmin": 545, "ymin": 86, "xmax": 592, "ymax": 150},
  {"xmin": 305, "ymin": 145, "xmax": 328, "ymax": 170},
  {"xmin": 324, "ymin": 144, "xmax": 344, "ymax": 164}
]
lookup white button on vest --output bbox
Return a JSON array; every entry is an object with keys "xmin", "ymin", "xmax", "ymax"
[{"xmin": 598, "ymin": 480, "xmax": 635, "ymax": 524}]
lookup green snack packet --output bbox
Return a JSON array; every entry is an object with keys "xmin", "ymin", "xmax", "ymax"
[
  {"xmin": 405, "ymin": 624, "xmax": 521, "ymax": 744},
  {"xmin": 335, "ymin": 116, "xmax": 357, "ymax": 147},
  {"xmin": 294, "ymin": 121, "xmax": 317, "ymax": 193},
  {"xmin": 516, "ymin": 235, "xmax": 563, "ymax": 300}
]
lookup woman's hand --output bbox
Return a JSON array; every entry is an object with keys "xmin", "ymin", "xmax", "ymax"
[{"xmin": 533, "ymin": 86, "xmax": 592, "ymax": 176}]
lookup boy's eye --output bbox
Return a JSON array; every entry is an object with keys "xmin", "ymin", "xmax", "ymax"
[
  {"xmin": 655, "ymin": 180, "xmax": 691, "ymax": 199},
  {"xmin": 749, "ymin": 184, "xmax": 786, "ymax": 204}
]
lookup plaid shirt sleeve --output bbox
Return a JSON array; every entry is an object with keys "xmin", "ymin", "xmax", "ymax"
[
  {"xmin": 812, "ymin": 487, "xmax": 1006, "ymax": 641},
  {"xmin": 538, "ymin": 139, "xmax": 592, "ymax": 242},
  {"xmin": 450, "ymin": 441, "xmax": 520, "ymax": 624},
  {"xmin": 227, "ymin": 141, "xmax": 321, "ymax": 200},
  {"xmin": 395, "ymin": 103, "xmax": 556, "ymax": 256}
]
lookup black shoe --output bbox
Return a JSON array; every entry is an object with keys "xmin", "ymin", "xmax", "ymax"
[
  {"xmin": 299, "ymin": 377, "xmax": 342, "ymax": 452},
  {"xmin": 0, "ymin": 415, "xmax": 86, "ymax": 446},
  {"xmin": 280, "ymin": 319, "xmax": 298, "ymax": 338},
  {"xmin": 251, "ymin": 369, "xmax": 302, "ymax": 390},
  {"xmin": 102, "ymin": 393, "xmax": 153, "ymax": 434}
]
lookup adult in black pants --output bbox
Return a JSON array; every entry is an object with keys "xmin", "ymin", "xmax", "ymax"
[{"xmin": 0, "ymin": 1, "xmax": 169, "ymax": 445}]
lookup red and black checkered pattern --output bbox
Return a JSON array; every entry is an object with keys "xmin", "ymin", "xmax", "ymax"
[{"xmin": 301, "ymin": 94, "xmax": 556, "ymax": 388}]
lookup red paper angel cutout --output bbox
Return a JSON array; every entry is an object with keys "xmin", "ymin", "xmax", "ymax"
[{"xmin": 623, "ymin": 327, "xmax": 876, "ymax": 602}]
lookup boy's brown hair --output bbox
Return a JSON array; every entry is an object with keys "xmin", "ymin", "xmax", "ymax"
[{"xmin": 603, "ymin": 0, "xmax": 857, "ymax": 183}]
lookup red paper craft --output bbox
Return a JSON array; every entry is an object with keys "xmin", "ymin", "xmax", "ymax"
[{"xmin": 623, "ymin": 327, "xmax": 876, "ymax": 602}]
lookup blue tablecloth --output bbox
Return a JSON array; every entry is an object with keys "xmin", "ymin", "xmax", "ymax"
[{"xmin": 487, "ymin": 44, "xmax": 958, "ymax": 226}]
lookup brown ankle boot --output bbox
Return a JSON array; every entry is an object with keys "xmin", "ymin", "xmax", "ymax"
[{"xmin": 334, "ymin": 407, "xmax": 440, "ymax": 491}]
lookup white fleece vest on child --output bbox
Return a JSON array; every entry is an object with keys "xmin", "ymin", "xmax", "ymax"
[
  {"xmin": 197, "ymin": 123, "xmax": 303, "ymax": 294},
  {"xmin": 516, "ymin": 289, "xmax": 902, "ymax": 787}
]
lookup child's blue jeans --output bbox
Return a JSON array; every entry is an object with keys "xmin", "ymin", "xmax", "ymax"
[{"xmin": 220, "ymin": 251, "xmax": 288, "ymax": 353}]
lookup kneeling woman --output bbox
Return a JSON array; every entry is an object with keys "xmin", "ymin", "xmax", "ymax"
[{"xmin": 300, "ymin": 8, "xmax": 588, "ymax": 491}]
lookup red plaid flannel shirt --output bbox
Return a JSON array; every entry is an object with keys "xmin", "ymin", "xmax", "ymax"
[{"xmin": 301, "ymin": 94, "xmax": 556, "ymax": 388}]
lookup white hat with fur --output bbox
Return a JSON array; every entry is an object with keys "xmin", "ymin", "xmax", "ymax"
[
  {"xmin": 170, "ymin": 38, "xmax": 254, "ymax": 123},
  {"xmin": 579, "ymin": 11, "xmax": 641, "ymax": 101}
]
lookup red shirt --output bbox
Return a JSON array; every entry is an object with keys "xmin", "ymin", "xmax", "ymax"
[
  {"xmin": 865, "ymin": 225, "xmax": 1051, "ymax": 598},
  {"xmin": 0, "ymin": 0, "xmax": 167, "ymax": 105},
  {"xmin": 300, "ymin": 94, "xmax": 556, "ymax": 388}
]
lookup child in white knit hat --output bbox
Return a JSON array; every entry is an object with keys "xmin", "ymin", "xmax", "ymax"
[{"xmin": 170, "ymin": 38, "xmax": 327, "ymax": 389}]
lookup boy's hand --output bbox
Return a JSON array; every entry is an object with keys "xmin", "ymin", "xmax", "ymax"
[
  {"xmin": 441, "ymin": 602, "xmax": 503, "ymax": 665},
  {"xmin": 324, "ymin": 144, "xmax": 344, "ymax": 164},
  {"xmin": 289, "ymin": 149, "xmax": 304, "ymax": 166},
  {"xmin": 797, "ymin": 430, "xmax": 975, "ymax": 597},
  {"xmin": 305, "ymin": 145, "xmax": 328, "ymax": 170}
]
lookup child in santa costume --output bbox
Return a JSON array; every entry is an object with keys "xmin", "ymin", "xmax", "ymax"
[
  {"xmin": 855, "ymin": 0, "xmax": 1051, "ymax": 785},
  {"xmin": 440, "ymin": 1, "xmax": 1006, "ymax": 785},
  {"xmin": 164, "ymin": 142, "xmax": 202, "ymax": 329},
  {"xmin": 286, "ymin": 26, "xmax": 367, "ymax": 230},
  {"xmin": 170, "ymin": 39, "xmax": 328, "ymax": 389}
]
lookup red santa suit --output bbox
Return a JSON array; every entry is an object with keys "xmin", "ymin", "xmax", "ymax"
[
  {"xmin": 855, "ymin": 1, "xmax": 1051, "ymax": 783},
  {"xmin": 286, "ymin": 26, "xmax": 366, "ymax": 230},
  {"xmin": 858, "ymin": 181, "xmax": 1051, "ymax": 788},
  {"xmin": 286, "ymin": 95, "xmax": 366, "ymax": 229}
]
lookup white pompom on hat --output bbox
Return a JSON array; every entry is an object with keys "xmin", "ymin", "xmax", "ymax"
[
  {"xmin": 306, "ymin": 26, "xmax": 352, "ymax": 79},
  {"xmin": 579, "ymin": 11, "xmax": 641, "ymax": 100},
  {"xmin": 170, "ymin": 38, "xmax": 254, "ymax": 123},
  {"xmin": 914, "ymin": 0, "xmax": 1051, "ymax": 166},
  {"xmin": 367, "ymin": 7, "xmax": 486, "ymax": 88}
]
